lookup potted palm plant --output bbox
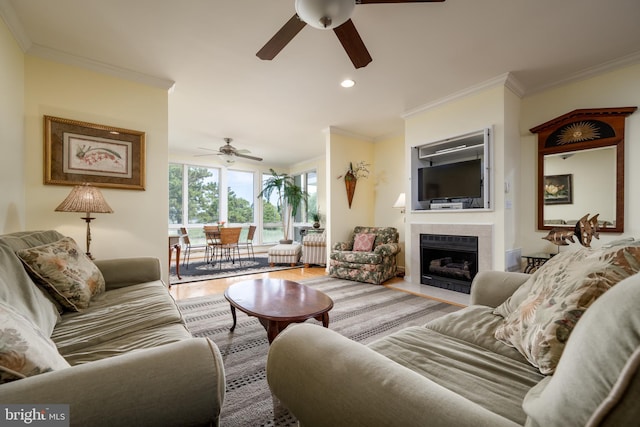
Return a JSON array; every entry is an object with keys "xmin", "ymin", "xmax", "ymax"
[{"xmin": 258, "ymin": 168, "xmax": 308, "ymax": 244}]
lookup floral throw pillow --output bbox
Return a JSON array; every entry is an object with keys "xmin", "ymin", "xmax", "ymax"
[
  {"xmin": 494, "ymin": 243, "xmax": 640, "ymax": 375},
  {"xmin": 17, "ymin": 237, "xmax": 105, "ymax": 312},
  {"xmin": 0, "ymin": 301, "xmax": 70, "ymax": 384},
  {"xmin": 353, "ymin": 233, "xmax": 376, "ymax": 252}
]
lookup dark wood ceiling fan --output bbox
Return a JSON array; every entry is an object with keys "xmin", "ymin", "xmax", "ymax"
[{"xmin": 257, "ymin": 0, "xmax": 445, "ymax": 69}]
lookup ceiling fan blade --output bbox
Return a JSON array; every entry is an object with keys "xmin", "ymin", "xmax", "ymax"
[
  {"xmin": 257, "ymin": 14, "xmax": 306, "ymax": 60},
  {"xmin": 333, "ymin": 19, "xmax": 372, "ymax": 69},
  {"xmin": 235, "ymin": 153, "xmax": 263, "ymax": 162},
  {"xmin": 194, "ymin": 153, "xmax": 217, "ymax": 157},
  {"xmin": 357, "ymin": 0, "xmax": 445, "ymax": 4}
]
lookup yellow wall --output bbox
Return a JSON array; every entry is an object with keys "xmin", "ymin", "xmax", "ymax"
[
  {"xmin": 519, "ymin": 63, "xmax": 640, "ymax": 253},
  {"xmin": 403, "ymin": 84, "xmax": 516, "ymax": 279},
  {"xmin": 23, "ymin": 56, "xmax": 171, "ymax": 278},
  {"xmin": 0, "ymin": 17, "xmax": 25, "ymax": 232},
  {"xmin": 373, "ymin": 134, "xmax": 406, "ymax": 268},
  {"xmin": 327, "ymin": 131, "xmax": 375, "ymax": 249}
]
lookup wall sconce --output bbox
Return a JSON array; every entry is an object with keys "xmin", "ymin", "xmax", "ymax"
[
  {"xmin": 393, "ymin": 193, "xmax": 406, "ymax": 214},
  {"xmin": 55, "ymin": 183, "xmax": 113, "ymax": 259}
]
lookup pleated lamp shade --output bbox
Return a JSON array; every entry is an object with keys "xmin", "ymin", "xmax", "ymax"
[{"xmin": 55, "ymin": 183, "xmax": 113, "ymax": 214}]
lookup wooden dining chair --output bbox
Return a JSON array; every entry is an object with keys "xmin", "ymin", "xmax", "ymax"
[
  {"xmin": 240, "ymin": 225, "xmax": 257, "ymax": 261},
  {"xmin": 179, "ymin": 227, "xmax": 206, "ymax": 268},
  {"xmin": 203, "ymin": 225, "xmax": 221, "ymax": 264},
  {"xmin": 212, "ymin": 227, "xmax": 242, "ymax": 269}
]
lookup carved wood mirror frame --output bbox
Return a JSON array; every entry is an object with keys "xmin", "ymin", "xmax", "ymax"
[{"xmin": 530, "ymin": 106, "xmax": 637, "ymax": 233}]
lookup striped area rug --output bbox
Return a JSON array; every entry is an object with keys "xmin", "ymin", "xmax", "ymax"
[{"xmin": 176, "ymin": 276, "xmax": 461, "ymax": 427}]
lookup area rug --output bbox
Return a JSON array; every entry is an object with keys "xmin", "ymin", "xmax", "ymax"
[
  {"xmin": 176, "ymin": 276, "xmax": 461, "ymax": 427},
  {"xmin": 170, "ymin": 254, "xmax": 301, "ymax": 284}
]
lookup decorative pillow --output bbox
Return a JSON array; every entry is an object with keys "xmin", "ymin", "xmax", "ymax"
[
  {"xmin": 0, "ymin": 301, "xmax": 70, "ymax": 384},
  {"xmin": 17, "ymin": 237, "xmax": 105, "ymax": 312},
  {"xmin": 353, "ymin": 233, "xmax": 376, "ymax": 252},
  {"xmin": 494, "ymin": 243, "xmax": 640, "ymax": 375}
]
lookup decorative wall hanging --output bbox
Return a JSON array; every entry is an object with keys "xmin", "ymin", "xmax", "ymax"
[
  {"xmin": 337, "ymin": 161, "xmax": 370, "ymax": 209},
  {"xmin": 44, "ymin": 115, "xmax": 146, "ymax": 190}
]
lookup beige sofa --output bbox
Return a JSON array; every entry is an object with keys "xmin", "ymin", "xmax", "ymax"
[
  {"xmin": 267, "ymin": 240, "xmax": 640, "ymax": 426},
  {"xmin": 0, "ymin": 230, "xmax": 225, "ymax": 426}
]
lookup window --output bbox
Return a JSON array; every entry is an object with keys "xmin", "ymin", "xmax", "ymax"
[
  {"xmin": 261, "ymin": 172, "xmax": 283, "ymax": 243},
  {"xmin": 169, "ymin": 164, "xmax": 183, "ymax": 225},
  {"xmin": 169, "ymin": 164, "xmax": 220, "ymax": 244},
  {"xmin": 187, "ymin": 166, "xmax": 220, "ymax": 225},
  {"xmin": 293, "ymin": 170, "xmax": 318, "ymax": 222},
  {"xmin": 227, "ymin": 169, "xmax": 255, "ymax": 224}
]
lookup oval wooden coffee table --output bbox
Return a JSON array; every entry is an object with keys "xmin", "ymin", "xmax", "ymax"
[{"xmin": 224, "ymin": 279, "xmax": 334, "ymax": 344}]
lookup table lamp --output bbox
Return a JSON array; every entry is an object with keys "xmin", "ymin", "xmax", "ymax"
[{"xmin": 55, "ymin": 183, "xmax": 113, "ymax": 259}]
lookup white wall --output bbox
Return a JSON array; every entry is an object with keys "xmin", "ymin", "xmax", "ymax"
[
  {"xmin": 23, "ymin": 56, "xmax": 171, "ymax": 279},
  {"xmin": 519, "ymin": 63, "xmax": 640, "ymax": 254},
  {"xmin": 0, "ymin": 17, "xmax": 25, "ymax": 232}
]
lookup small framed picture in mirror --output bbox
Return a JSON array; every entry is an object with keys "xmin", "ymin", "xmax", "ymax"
[{"xmin": 544, "ymin": 174, "xmax": 572, "ymax": 205}]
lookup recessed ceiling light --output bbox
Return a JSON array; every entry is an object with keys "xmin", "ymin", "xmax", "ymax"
[{"xmin": 341, "ymin": 79, "xmax": 355, "ymax": 88}]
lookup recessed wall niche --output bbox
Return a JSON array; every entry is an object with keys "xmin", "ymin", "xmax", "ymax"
[{"xmin": 411, "ymin": 128, "xmax": 492, "ymax": 211}]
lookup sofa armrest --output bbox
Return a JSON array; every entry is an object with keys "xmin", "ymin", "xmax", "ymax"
[
  {"xmin": 0, "ymin": 338, "xmax": 225, "ymax": 427},
  {"xmin": 267, "ymin": 324, "xmax": 518, "ymax": 427},
  {"xmin": 470, "ymin": 271, "xmax": 530, "ymax": 308},
  {"xmin": 332, "ymin": 241, "xmax": 352, "ymax": 251},
  {"xmin": 373, "ymin": 242, "xmax": 401, "ymax": 257},
  {"xmin": 94, "ymin": 257, "xmax": 162, "ymax": 290}
]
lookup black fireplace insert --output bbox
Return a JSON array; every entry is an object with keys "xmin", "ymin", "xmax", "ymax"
[{"xmin": 420, "ymin": 234, "xmax": 478, "ymax": 294}]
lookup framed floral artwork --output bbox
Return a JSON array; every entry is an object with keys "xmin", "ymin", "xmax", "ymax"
[
  {"xmin": 544, "ymin": 174, "xmax": 572, "ymax": 205},
  {"xmin": 44, "ymin": 116, "xmax": 146, "ymax": 190}
]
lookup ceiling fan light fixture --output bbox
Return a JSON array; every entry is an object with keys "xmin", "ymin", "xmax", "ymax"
[
  {"xmin": 220, "ymin": 153, "xmax": 235, "ymax": 164},
  {"xmin": 295, "ymin": 0, "xmax": 355, "ymax": 30}
]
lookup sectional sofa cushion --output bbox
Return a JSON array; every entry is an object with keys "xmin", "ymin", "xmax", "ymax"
[
  {"xmin": 51, "ymin": 281, "xmax": 184, "ymax": 357},
  {"xmin": 523, "ymin": 273, "xmax": 640, "ymax": 426},
  {"xmin": 368, "ymin": 310, "xmax": 544, "ymax": 425},
  {"xmin": 17, "ymin": 237, "xmax": 105, "ymax": 312},
  {"xmin": 0, "ymin": 301, "xmax": 70, "ymax": 384},
  {"xmin": 494, "ymin": 242, "xmax": 640, "ymax": 374},
  {"xmin": 0, "ymin": 231, "xmax": 63, "ymax": 336}
]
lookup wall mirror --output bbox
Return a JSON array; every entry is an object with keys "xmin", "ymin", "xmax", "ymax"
[{"xmin": 530, "ymin": 107, "xmax": 637, "ymax": 233}]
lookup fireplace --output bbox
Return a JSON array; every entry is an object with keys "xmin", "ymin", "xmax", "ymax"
[{"xmin": 420, "ymin": 234, "xmax": 478, "ymax": 294}]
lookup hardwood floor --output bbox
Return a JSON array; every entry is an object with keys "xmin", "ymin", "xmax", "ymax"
[
  {"xmin": 169, "ymin": 266, "xmax": 409, "ymax": 301},
  {"xmin": 169, "ymin": 266, "xmax": 329, "ymax": 300}
]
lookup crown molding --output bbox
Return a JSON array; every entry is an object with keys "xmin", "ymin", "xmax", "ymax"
[
  {"xmin": 0, "ymin": 0, "xmax": 175, "ymax": 91},
  {"xmin": 402, "ymin": 72, "xmax": 524, "ymax": 119},
  {"xmin": 27, "ymin": 44, "xmax": 175, "ymax": 90},
  {"xmin": 526, "ymin": 50, "xmax": 640, "ymax": 96},
  {"xmin": 0, "ymin": 0, "xmax": 32, "ymax": 51},
  {"xmin": 324, "ymin": 126, "xmax": 374, "ymax": 142}
]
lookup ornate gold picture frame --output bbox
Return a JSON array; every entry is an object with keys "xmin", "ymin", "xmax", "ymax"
[{"xmin": 44, "ymin": 116, "xmax": 146, "ymax": 190}]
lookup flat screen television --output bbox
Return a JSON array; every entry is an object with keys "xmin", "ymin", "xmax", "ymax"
[{"xmin": 418, "ymin": 159, "xmax": 482, "ymax": 201}]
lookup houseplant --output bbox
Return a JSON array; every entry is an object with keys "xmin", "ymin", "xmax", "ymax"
[
  {"xmin": 312, "ymin": 211, "xmax": 321, "ymax": 229},
  {"xmin": 258, "ymin": 168, "xmax": 308, "ymax": 244}
]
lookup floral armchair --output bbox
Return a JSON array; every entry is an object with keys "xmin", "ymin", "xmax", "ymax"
[{"xmin": 329, "ymin": 226, "xmax": 400, "ymax": 285}]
